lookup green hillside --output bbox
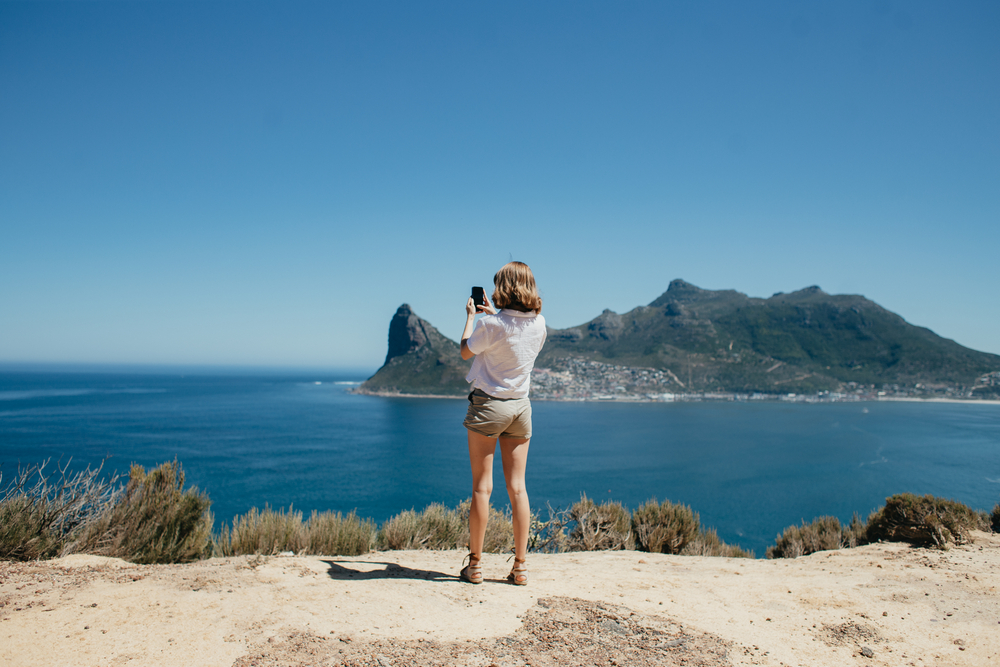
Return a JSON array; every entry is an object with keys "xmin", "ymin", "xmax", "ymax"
[
  {"xmin": 538, "ymin": 280, "xmax": 1000, "ymax": 395},
  {"xmin": 358, "ymin": 284, "xmax": 1000, "ymax": 398}
]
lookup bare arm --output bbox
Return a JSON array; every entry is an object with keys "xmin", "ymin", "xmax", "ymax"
[{"xmin": 461, "ymin": 295, "xmax": 495, "ymax": 360}]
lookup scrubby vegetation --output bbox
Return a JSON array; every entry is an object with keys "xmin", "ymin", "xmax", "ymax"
[
  {"xmin": 632, "ymin": 499, "xmax": 699, "ymax": 554},
  {"xmin": 372, "ymin": 501, "xmax": 513, "ymax": 553},
  {"xmin": 767, "ymin": 494, "xmax": 994, "ymax": 558},
  {"xmin": 865, "ymin": 493, "xmax": 989, "ymax": 548},
  {"xmin": 0, "ymin": 459, "xmax": 121, "ymax": 561},
  {"xmin": 307, "ymin": 510, "xmax": 377, "ymax": 556},
  {"xmin": 566, "ymin": 495, "xmax": 634, "ymax": 551},
  {"xmin": 766, "ymin": 515, "xmax": 866, "ymax": 558},
  {"xmin": 630, "ymin": 498, "xmax": 752, "ymax": 557},
  {"xmin": 65, "ymin": 460, "xmax": 213, "ymax": 564},
  {"xmin": 215, "ymin": 506, "xmax": 375, "ymax": 557},
  {"xmin": 682, "ymin": 527, "xmax": 754, "ymax": 558},
  {"xmin": 377, "ymin": 503, "xmax": 465, "ymax": 551},
  {"xmin": 0, "ymin": 459, "xmax": 210, "ymax": 564},
  {"xmin": 4, "ymin": 459, "xmax": 997, "ymax": 564}
]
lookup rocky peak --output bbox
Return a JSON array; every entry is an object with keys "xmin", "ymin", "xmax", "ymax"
[
  {"xmin": 667, "ymin": 279, "xmax": 703, "ymax": 294},
  {"xmin": 649, "ymin": 279, "xmax": 706, "ymax": 307},
  {"xmin": 385, "ymin": 304, "xmax": 429, "ymax": 365},
  {"xmin": 587, "ymin": 309, "xmax": 623, "ymax": 340}
]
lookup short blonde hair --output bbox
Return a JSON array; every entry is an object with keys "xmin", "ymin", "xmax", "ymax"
[{"xmin": 492, "ymin": 261, "xmax": 542, "ymax": 313}]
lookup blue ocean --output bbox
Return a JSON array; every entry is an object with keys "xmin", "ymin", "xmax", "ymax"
[{"xmin": 2, "ymin": 369, "xmax": 999, "ymax": 556}]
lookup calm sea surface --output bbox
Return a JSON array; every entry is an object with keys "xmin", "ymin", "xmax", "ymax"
[{"xmin": 2, "ymin": 370, "xmax": 999, "ymax": 556}]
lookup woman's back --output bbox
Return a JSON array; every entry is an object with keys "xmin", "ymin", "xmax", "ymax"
[{"xmin": 465, "ymin": 308, "xmax": 546, "ymax": 399}]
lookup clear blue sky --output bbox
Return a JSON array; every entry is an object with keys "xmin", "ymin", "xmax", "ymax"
[{"xmin": 2, "ymin": 1, "xmax": 998, "ymax": 370}]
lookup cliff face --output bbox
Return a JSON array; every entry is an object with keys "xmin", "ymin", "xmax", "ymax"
[
  {"xmin": 358, "ymin": 304, "xmax": 471, "ymax": 396},
  {"xmin": 384, "ymin": 304, "xmax": 429, "ymax": 365}
]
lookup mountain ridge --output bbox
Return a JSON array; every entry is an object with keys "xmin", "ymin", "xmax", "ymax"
[{"xmin": 358, "ymin": 282, "xmax": 1000, "ymax": 399}]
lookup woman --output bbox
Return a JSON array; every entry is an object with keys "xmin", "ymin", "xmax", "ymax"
[{"xmin": 458, "ymin": 261, "xmax": 546, "ymax": 585}]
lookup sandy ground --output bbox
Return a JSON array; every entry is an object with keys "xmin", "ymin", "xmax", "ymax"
[{"xmin": 3, "ymin": 532, "xmax": 999, "ymax": 667}]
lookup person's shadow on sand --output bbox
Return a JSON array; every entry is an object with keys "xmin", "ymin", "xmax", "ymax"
[{"xmin": 322, "ymin": 560, "xmax": 456, "ymax": 582}]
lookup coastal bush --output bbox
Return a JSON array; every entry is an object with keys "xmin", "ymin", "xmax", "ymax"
[
  {"xmin": 841, "ymin": 513, "xmax": 868, "ymax": 548},
  {"xmin": 681, "ymin": 527, "xmax": 754, "ymax": 558},
  {"xmin": 766, "ymin": 516, "xmax": 848, "ymax": 559},
  {"xmin": 0, "ymin": 459, "xmax": 121, "ymax": 561},
  {"xmin": 566, "ymin": 495, "xmax": 634, "ymax": 551},
  {"xmin": 992, "ymin": 504, "xmax": 1000, "ymax": 533},
  {"xmin": 0, "ymin": 495, "xmax": 62, "ymax": 560},
  {"xmin": 632, "ymin": 499, "xmax": 700, "ymax": 554},
  {"xmin": 864, "ymin": 493, "xmax": 986, "ymax": 549},
  {"xmin": 216, "ymin": 505, "xmax": 307, "ymax": 556},
  {"xmin": 306, "ymin": 510, "xmax": 376, "ymax": 556},
  {"xmin": 455, "ymin": 500, "xmax": 515, "ymax": 554},
  {"xmin": 529, "ymin": 504, "xmax": 569, "ymax": 554},
  {"xmin": 377, "ymin": 503, "xmax": 465, "ymax": 551},
  {"xmin": 216, "ymin": 507, "xmax": 377, "ymax": 557},
  {"xmin": 67, "ymin": 460, "xmax": 212, "ymax": 564}
]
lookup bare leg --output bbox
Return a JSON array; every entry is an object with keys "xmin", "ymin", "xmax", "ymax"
[
  {"xmin": 467, "ymin": 429, "xmax": 497, "ymax": 559},
  {"xmin": 499, "ymin": 436, "xmax": 530, "ymax": 562}
]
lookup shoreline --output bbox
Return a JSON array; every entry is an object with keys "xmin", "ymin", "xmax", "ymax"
[{"xmin": 353, "ymin": 387, "xmax": 1000, "ymax": 405}]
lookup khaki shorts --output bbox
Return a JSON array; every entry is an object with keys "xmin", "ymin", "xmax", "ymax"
[{"xmin": 463, "ymin": 389, "xmax": 532, "ymax": 439}]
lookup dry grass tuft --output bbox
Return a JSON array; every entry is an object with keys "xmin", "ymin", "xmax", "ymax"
[
  {"xmin": 377, "ymin": 503, "xmax": 465, "ymax": 551},
  {"xmin": 216, "ymin": 505, "xmax": 307, "ymax": 556},
  {"xmin": 215, "ymin": 507, "xmax": 376, "ymax": 556},
  {"xmin": 766, "ymin": 516, "xmax": 847, "ymax": 559},
  {"xmin": 306, "ymin": 510, "xmax": 376, "ymax": 556},
  {"xmin": 681, "ymin": 528, "xmax": 754, "ymax": 558}
]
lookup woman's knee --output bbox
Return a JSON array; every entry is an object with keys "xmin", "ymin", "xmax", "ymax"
[
  {"xmin": 473, "ymin": 482, "xmax": 493, "ymax": 497},
  {"xmin": 505, "ymin": 479, "xmax": 527, "ymax": 499}
]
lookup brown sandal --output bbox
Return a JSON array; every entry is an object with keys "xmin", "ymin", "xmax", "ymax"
[
  {"xmin": 507, "ymin": 557, "xmax": 527, "ymax": 586},
  {"xmin": 460, "ymin": 553, "xmax": 483, "ymax": 584}
]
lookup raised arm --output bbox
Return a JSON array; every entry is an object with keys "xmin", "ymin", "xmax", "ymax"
[{"xmin": 461, "ymin": 295, "xmax": 495, "ymax": 360}]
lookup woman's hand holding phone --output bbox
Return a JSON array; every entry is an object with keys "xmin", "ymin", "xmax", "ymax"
[{"xmin": 469, "ymin": 287, "xmax": 496, "ymax": 316}]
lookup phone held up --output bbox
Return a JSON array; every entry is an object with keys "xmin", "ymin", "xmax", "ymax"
[{"xmin": 471, "ymin": 286, "xmax": 486, "ymax": 309}]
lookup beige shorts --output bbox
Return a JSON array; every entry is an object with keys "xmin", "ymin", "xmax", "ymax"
[{"xmin": 463, "ymin": 389, "xmax": 532, "ymax": 439}]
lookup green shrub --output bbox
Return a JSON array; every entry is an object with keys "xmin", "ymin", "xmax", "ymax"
[
  {"xmin": 992, "ymin": 504, "xmax": 1000, "ymax": 533},
  {"xmin": 306, "ymin": 510, "xmax": 376, "ymax": 556},
  {"xmin": 864, "ymin": 493, "xmax": 986, "ymax": 548},
  {"xmin": 0, "ymin": 459, "xmax": 121, "ymax": 561},
  {"xmin": 67, "ymin": 460, "xmax": 212, "ymax": 564},
  {"xmin": 377, "ymin": 503, "xmax": 465, "ymax": 551},
  {"xmin": 766, "ymin": 516, "xmax": 848, "ymax": 559},
  {"xmin": 566, "ymin": 495, "xmax": 634, "ymax": 551},
  {"xmin": 632, "ymin": 499, "xmax": 700, "ymax": 554}
]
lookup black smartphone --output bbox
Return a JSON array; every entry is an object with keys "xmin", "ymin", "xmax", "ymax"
[{"xmin": 471, "ymin": 286, "xmax": 486, "ymax": 308}]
